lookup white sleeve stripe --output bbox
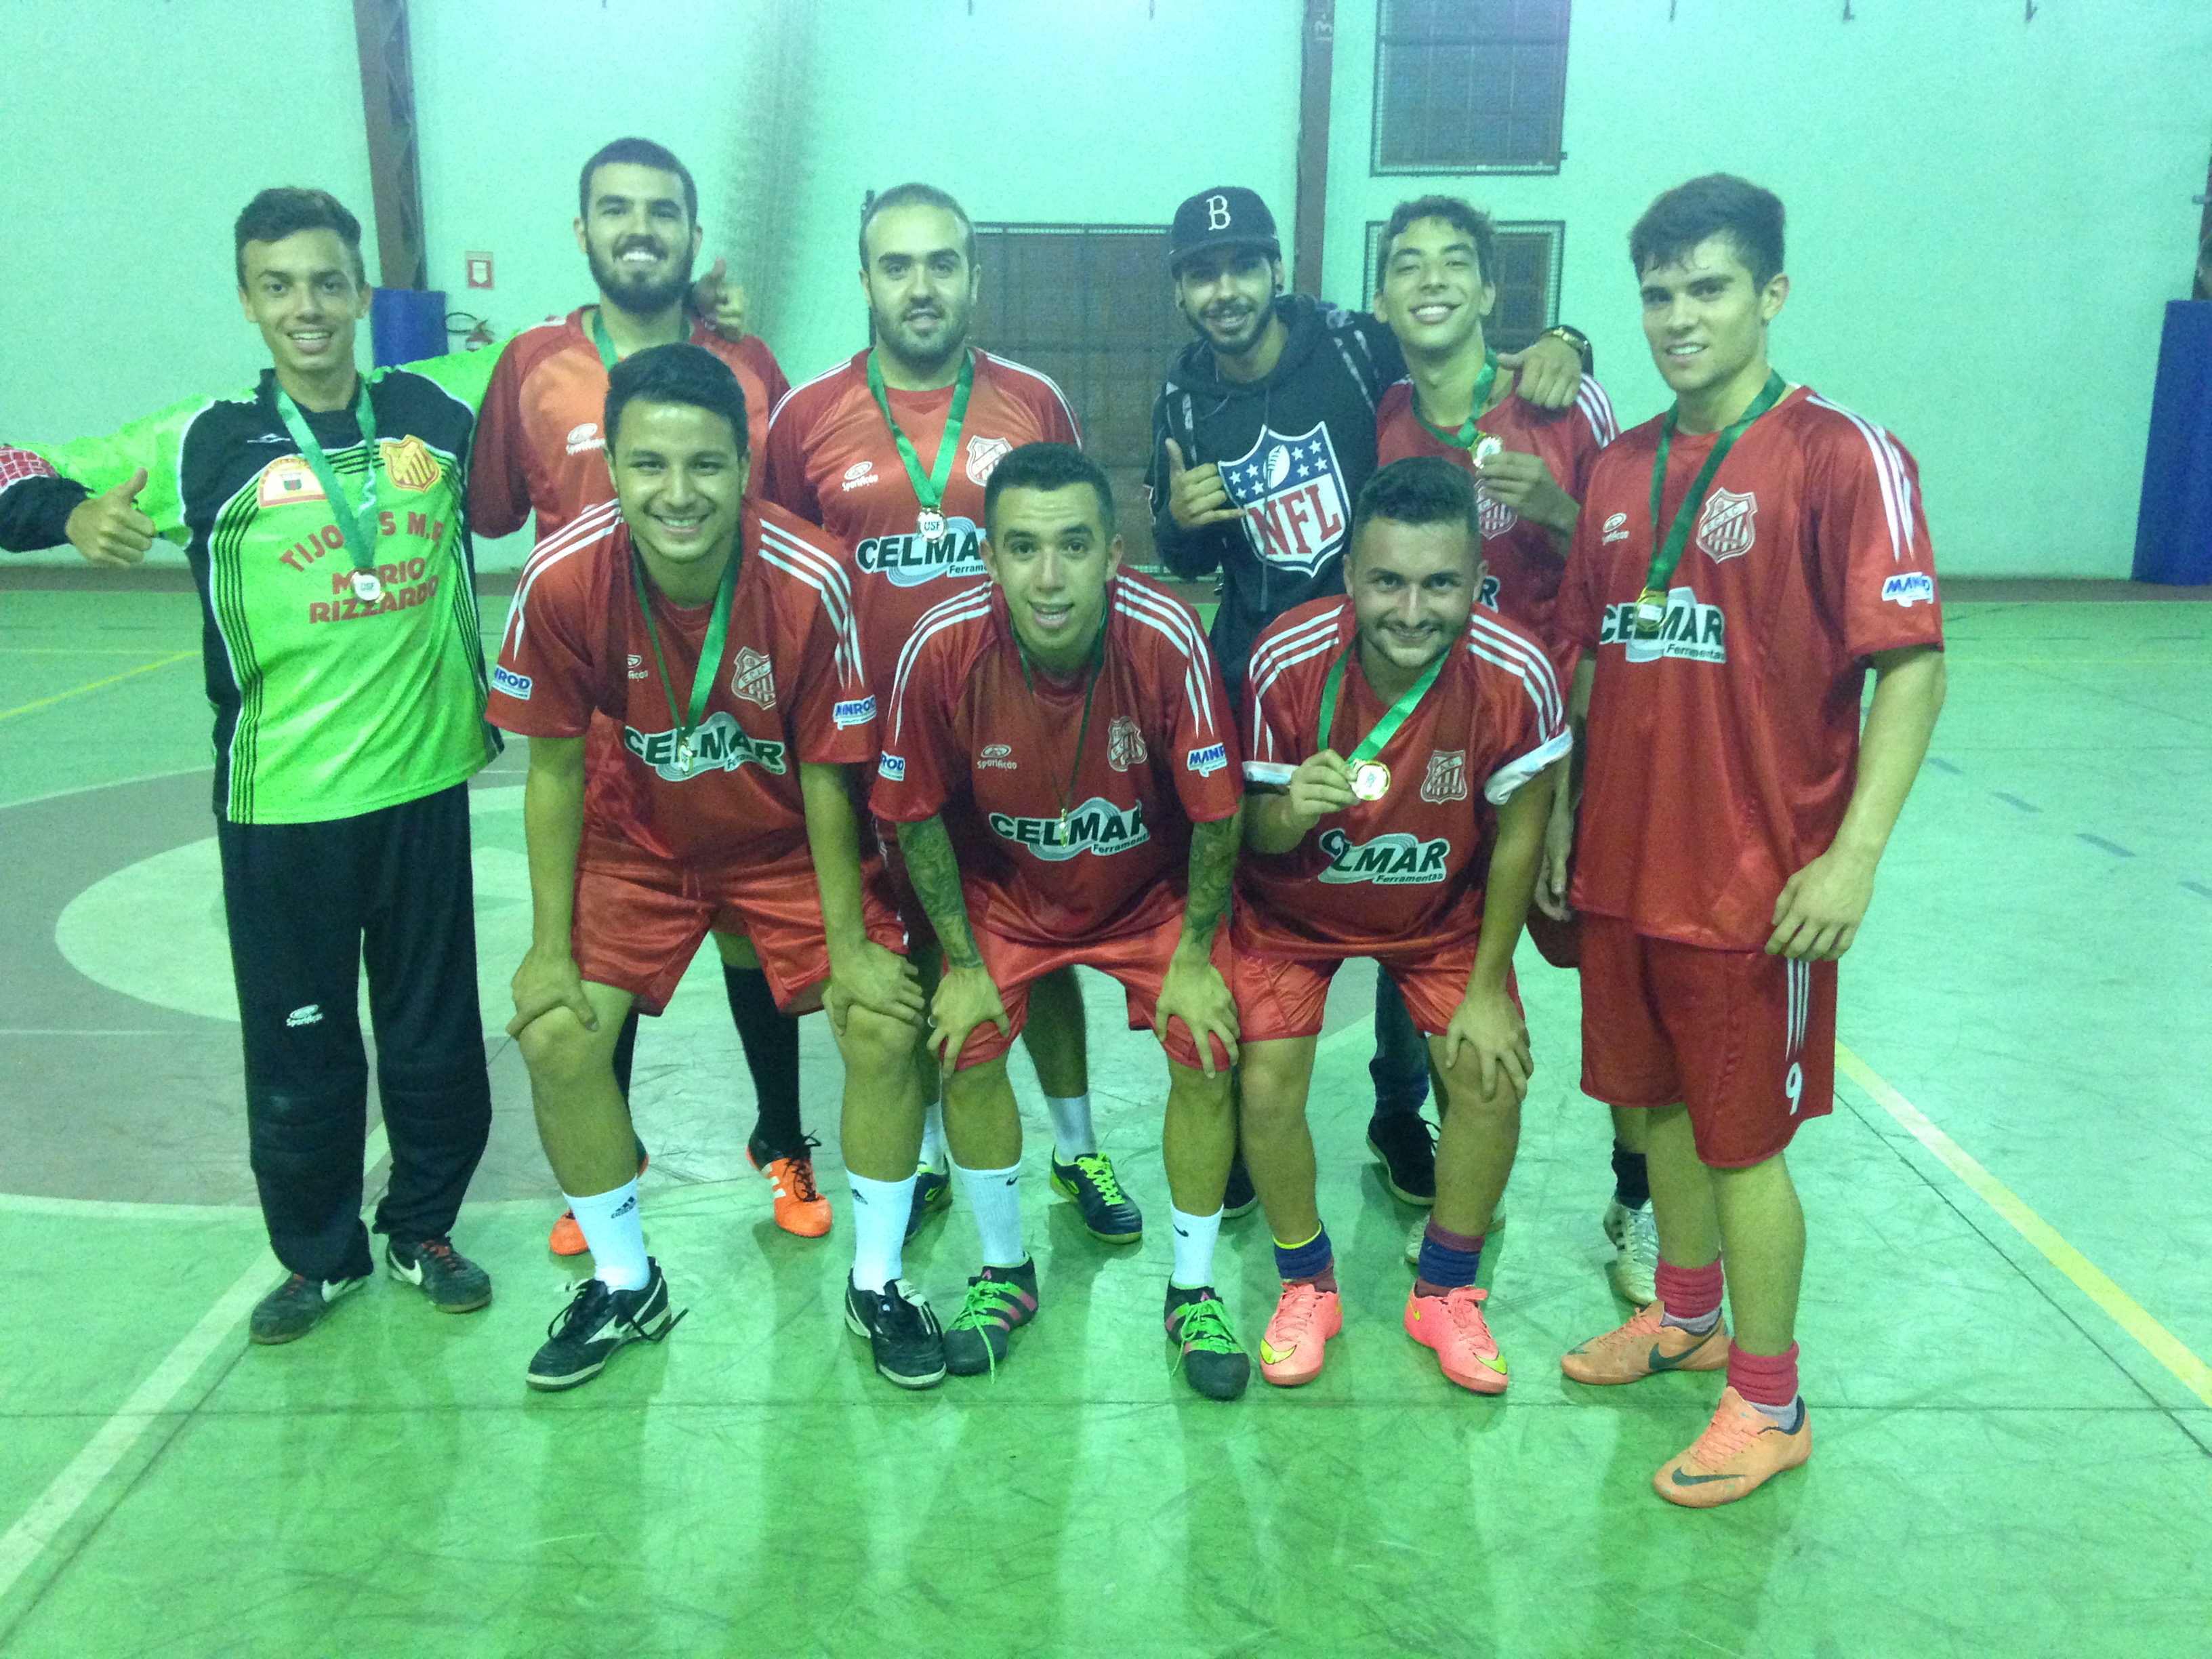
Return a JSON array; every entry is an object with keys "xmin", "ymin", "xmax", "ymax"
[
  {"xmin": 1575, "ymin": 376, "xmax": 1619, "ymax": 445},
  {"xmin": 758, "ymin": 520, "xmax": 859, "ymax": 642},
  {"xmin": 1465, "ymin": 611, "xmax": 1564, "ymax": 733},
  {"xmin": 1483, "ymin": 726, "xmax": 1572, "ymax": 804},
  {"xmin": 1246, "ymin": 630, "xmax": 1340, "ymax": 720},
  {"xmin": 887, "ymin": 593, "xmax": 993, "ymax": 745},
  {"xmin": 756, "ymin": 543, "xmax": 864, "ymax": 684},
  {"xmin": 766, "ymin": 359, "xmax": 853, "ymax": 429},
  {"xmin": 504, "ymin": 501, "xmax": 624, "ymax": 657},
  {"xmin": 1807, "ymin": 394, "xmax": 1914, "ymax": 562},
  {"xmin": 518, "ymin": 496, "xmax": 623, "ymax": 571},
  {"xmin": 1112, "ymin": 589, "xmax": 1216, "ymax": 737},
  {"xmin": 1246, "ymin": 607, "xmax": 1346, "ymax": 685}
]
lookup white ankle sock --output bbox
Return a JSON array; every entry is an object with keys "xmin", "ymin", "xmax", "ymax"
[
  {"xmin": 564, "ymin": 1179, "xmax": 649, "ymax": 1290},
  {"xmin": 952, "ymin": 1158, "xmax": 1026, "ymax": 1267},
  {"xmin": 1044, "ymin": 1092, "xmax": 1097, "ymax": 1160},
  {"xmin": 1169, "ymin": 1204, "xmax": 1223, "ymax": 1290},
  {"xmin": 846, "ymin": 1171, "xmax": 914, "ymax": 1294},
  {"xmin": 919, "ymin": 1100, "xmax": 947, "ymax": 1172}
]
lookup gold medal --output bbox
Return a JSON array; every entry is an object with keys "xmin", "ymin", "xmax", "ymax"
[
  {"xmin": 1473, "ymin": 434, "xmax": 1504, "ymax": 466},
  {"xmin": 1351, "ymin": 761, "xmax": 1391, "ymax": 802},
  {"xmin": 1633, "ymin": 588, "xmax": 1667, "ymax": 640}
]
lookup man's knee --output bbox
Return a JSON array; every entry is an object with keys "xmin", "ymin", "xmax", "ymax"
[
  {"xmin": 516, "ymin": 1006, "xmax": 611, "ymax": 1091},
  {"xmin": 838, "ymin": 1006, "xmax": 918, "ymax": 1082},
  {"xmin": 944, "ymin": 1056, "xmax": 1010, "ymax": 1111}
]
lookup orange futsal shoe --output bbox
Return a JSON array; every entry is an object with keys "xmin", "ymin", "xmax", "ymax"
[
  {"xmin": 1560, "ymin": 1301, "xmax": 1729, "ymax": 1386},
  {"xmin": 548, "ymin": 1154, "xmax": 650, "ymax": 1256},
  {"xmin": 1403, "ymin": 1284, "xmax": 1509, "ymax": 1394},
  {"xmin": 749, "ymin": 1136, "xmax": 833, "ymax": 1238},
  {"xmin": 1259, "ymin": 1282, "xmax": 1342, "ymax": 1387},
  {"xmin": 1654, "ymin": 1387, "xmax": 1811, "ymax": 1508}
]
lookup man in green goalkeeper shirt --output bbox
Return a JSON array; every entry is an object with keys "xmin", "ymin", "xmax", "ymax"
[{"xmin": 0, "ymin": 188, "xmax": 505, "ymax": 1345}]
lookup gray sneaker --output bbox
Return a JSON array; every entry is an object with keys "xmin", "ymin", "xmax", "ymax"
[
  {"xmin": 386, "ymin": 1235, "xmax": 493, "ymax": 1313},
  {"xmin": 249, "ymin": 1271, "xmax": 368, "ymax": 1345}
]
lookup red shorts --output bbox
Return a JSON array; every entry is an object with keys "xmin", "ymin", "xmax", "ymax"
[
  {"xmin": 1578, "ymin": 914, "xmax": 1835, "ymax": 1168},
  {"xmin": 951, "ymin": 909, "xmax": 1233, "ymax": 1073},
  {"xmin": 572, "ymin": 832, "xmax": 905, "ymax": 1017},
  {"xmin": 1231, "ymin": 933, "xmax": 1516, "ymax": 1041}
]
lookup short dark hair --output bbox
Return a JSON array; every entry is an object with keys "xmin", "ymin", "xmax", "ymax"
[
  {"xmin": 603, "ymin": 342, "xmax": 750, "ymax": 453},
  {"xmin": 861, "ymin": 182, "xmax": 976, "ymax": 268},
  {"xmin": 1379, "ymin": 194, "xmax": 1497, "ymax": 287},
  {"xmin": 983, "ymin": 443, "xmax": 1114, "ymax": 539},
  {"xmin": 1351, "ymin": 456, "xmax": 1478, "ymax": 552},
  {"xmin": 234, "ymin": 188, "xmax": 365, "ymax": 288},
  {"xmin": 1629, "ymin": 173, "xmax": 1786, "ymax": 289},
  {"xmin": 578, "ymin": 137, "xmax": 698, "ymax": 224}
]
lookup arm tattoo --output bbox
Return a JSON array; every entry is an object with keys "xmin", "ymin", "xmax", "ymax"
[
  {"xmin": 1181, "ymin": 806, "xmax": 1242, "ymax": 946},
  {"xmin": 895, "ymin": 815, "xmax": 985, "ymax": 969}
]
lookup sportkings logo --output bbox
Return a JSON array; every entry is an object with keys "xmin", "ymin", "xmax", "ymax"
[
  {"xmin": 1696, "ymin": 488, "xmax": 1757, "ymax": 562},
  {"xmin": 628, "ymin": 653, "xmax": 649, "ymax": 680},
  {"xmin": 855, "ymin": 516, "xmax": 985, "ymax": 587},
  {"xmin": 1598, "ymin": 586, "xmax": 1727, "ymax": 664},
  {"xmin": 1317, "ymin": 828, "xmax": 1450, "ymax": 886},
  {"xmin": 1420, "ymin": 750, "xmax": 1468, "ymax": 804},
  {"xmin": 565, "ymin": 422, "xmax": 602, "ymax": 455},
  {"xmin": 964, "ymin": 435, "xmax": 1012, "ymax": 487},
  {"xmin": 623, "ymin": 714, "xmax": 787, "ymax": 781},
  {"xmin": 1601, "ymin": 511, "xmax": 1631, "ymax": 546},
  {"xmin": 380, "ymin": 435, "xmax": 441, "ymax": 493},
  {"xmin": 1107, "ymin": 716, "xmax": 1147, "ymax": 772},
  {"xmin": 1187, "ymin": 741, "xmax": 1227, "ymax": 777},
  {"xmin": 979, "ymin": 743, "xmax": 1017, "ymax": 771},
  {"xmin": 1882, "ymin": 571, "xmax": 1936, "ymax": 607},
  {"xmin": 844, "ymin": 459, "xmax": 874, "ymax": 481},
  {"xmin": 730, "ymin": 647, "xmax": 776, "ymax": 708},
  {"xmin": 491, "ymin": 664, "xmax": 532, "ymax": 700},
  {"xmin": 988, "ymin": 798, "xmax": 1149, "ymax": 861},
  {"xmin": 1219, "ymin": 422, "xmax": 1350, "ymax": 576}
]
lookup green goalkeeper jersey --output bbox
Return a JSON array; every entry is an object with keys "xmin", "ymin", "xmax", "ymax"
[{"xmin": 21, "ymin": 353, "xmax": 506, "ymax": 823}]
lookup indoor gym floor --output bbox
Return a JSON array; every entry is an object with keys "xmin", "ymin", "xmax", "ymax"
[{"xmin": 0, "ymin": 574, "xmax": 2205, "ymax": 1658}]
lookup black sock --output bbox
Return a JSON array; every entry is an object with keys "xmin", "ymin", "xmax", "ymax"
[
  {"xmin": 1611, "ymin": 1141, "xmax": 1650, "ymax": 1208},
  {"xmin": 725, "ymin": 965, "xmax": 802, "ymax": 1155},
  {"xmin": 612, "ymin": 1008, "xmax": 640, "ymax": 1102}
]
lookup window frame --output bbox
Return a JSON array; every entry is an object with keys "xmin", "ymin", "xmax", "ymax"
[{"xmin": 1369, "ymin": 0, "xmax": 1572, "ymax": 177}]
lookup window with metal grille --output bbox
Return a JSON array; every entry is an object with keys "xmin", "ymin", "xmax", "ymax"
[
  {"xmin": 1362, "ymin": 218, "xmax": 1564, "ymax": 352},
  {"xmin": 1372, "ymin": 0, "xmax": 1570, "ymax": 174}
]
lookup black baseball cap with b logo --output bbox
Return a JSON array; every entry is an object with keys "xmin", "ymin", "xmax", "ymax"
[{"xmin": 1170, "ymin": 186, "xmax": 1281, "ymax": 272}]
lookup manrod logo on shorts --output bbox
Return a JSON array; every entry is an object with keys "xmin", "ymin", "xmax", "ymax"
[
  {"xmin": 492, "ymin": 664, "xmax": 532, "ymax": 700},
  {"xmin": 834, "ymin": 695, "xmax": 877, "ymax": 728},
  {"xmin": 1599, "ymin": 586, "xmax": 1728, "ymax": 665},
  {"xmin": 623, "ymin": 713, "xmax": 787, "ymax": 781},
  {"xmin": 1317, "ymin": 827, "xmax": 1450, "ymax": 886},
  {"xmin": 1186, "ymin": 741, "xmax": 1228, "ymax": 777},
  {"xmin": 987, "ymin": 798, "xmax": 1149, "ymax": 861},
  {"xmin": 1881, "ymin": 571, "xmax": 1936, "ymax": 607},
  {"xmin": 855, "ymin": 516, "xmax": 985, "ymax": 586}
]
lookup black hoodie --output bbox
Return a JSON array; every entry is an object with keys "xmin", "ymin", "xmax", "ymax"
[{"xmin": 1145, "ymin": 293, "xmax": 1405, "ymax": 697}]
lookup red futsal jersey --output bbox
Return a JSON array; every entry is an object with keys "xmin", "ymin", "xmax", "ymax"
[
  {"xmin": 761, "ymin": 347, "xmax": 1080, "ymax": 672},
  {"xmin": 1557, "ymin": 384, "xmax": 1945, "ymax": 951},
  {"xmin": 869, "ymin": 571, "xmax": 1240, "ymax": 947},
  {"xmin": 488, "ymin": 501, "xmax": 872, "ymax": 874},
  {"xmin": 1237, "ymin": 597, "xmax": 1567, "ymax": 959},
  {"xmin": 1375, "ymin": 373, "xmax": 1616, "ymax": 663},
  {"xmin": 469, "ymin": 306, "xmax": 789, "ymax": 548}
]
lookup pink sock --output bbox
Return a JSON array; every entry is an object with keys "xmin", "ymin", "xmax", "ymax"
[
  {"xmin": 1727, "ymin": 1341, "xmax": 1801, "ymax": 1408},
  {"xmin": 1654, "ymin": 1258, "xmax": 1724, "ymax": 1322}
]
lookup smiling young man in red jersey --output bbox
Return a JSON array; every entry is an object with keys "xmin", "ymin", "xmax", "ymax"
[
  {"xmin": 1553, "ymin": 175, "xmax": 1946, "ymax": 1506},
  {"xmin": 467, "ymin": 138, "xmax": 830, "ymax": 1248},
  {"xmin": 1235, "ymin": 458, "xmax": 1565, "ymax": 1392},
  {"xmin": 872, "ymin": 443, "xmax": 1252, "ymax": 1401},
  {"xmin": 764, "ymin": 185, "xmax": 1127, "ymax": 1251},
  {"xmin": 1369, "ymin": 194, "xmax": 1660, "ymax": 1305},
  {"xmin": 489, "ymin": 344, "xmax": 935, "ymax": 1392}
]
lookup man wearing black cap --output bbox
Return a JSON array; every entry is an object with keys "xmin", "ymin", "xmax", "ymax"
[{"xmin": 1146, "ymin": 185, "xmax": 1589, "ymax": 1212}]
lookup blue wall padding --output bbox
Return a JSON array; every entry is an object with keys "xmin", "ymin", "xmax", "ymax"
[
  {"xmin": 369, "ymin": 287, "xmax": 450, "ymax": 369},
  {"xmin": 2133, "ymin": 301, "xmax": 2212, "ymax": 586}
]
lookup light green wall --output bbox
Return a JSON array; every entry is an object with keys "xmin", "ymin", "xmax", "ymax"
[{"xmin": 1328, "ymin": 0, "xmax": 2212, "ymax": 577}]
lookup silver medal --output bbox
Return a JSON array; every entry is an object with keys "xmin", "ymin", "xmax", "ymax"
[
  {"xmin": 916, "ymin": 507, "xmax": 946, "ymax": 541},
  {"xmin": 1473, "ymin": 434, "xmax": 1504, "ymax": 466},
  {"xmin": 352, "ymin": 569, "xmax": 382, "ymax": 602}
]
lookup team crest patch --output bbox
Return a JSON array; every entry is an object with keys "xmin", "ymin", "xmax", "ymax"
[
  {"xmin": 257, "ymin": 456, "xmax": 325, "ymax": 508},
  {"xmin": 1107, "ymin": 716, "xmax": 1147, "ymax": 772},
  {"xmin": 1478, "ymin": 496, "xmax": 1519, "ymax": 540},
  {"xmin": 380, "ymin": 435, "xmax": 442, "ymax": 493},
  {"xmin": 1696, "ymin": 488, "xmax": 1757, "ymax": 562},
  {"xmin": 1218, "ymin": 421, "xmax": 1350, "ymax": 576},
  {"xmin": 964, "ymin": 435, "xmax": 1012, "ymax": 486},
  {"xmin": 1420, "ymin": 750, "xmax": 1469, "ymax": 804},
  {"xmin": 730, "ymin": 647, "xmax": 776, "ymax": 709}
]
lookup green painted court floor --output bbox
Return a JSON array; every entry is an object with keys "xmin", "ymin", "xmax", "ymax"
[{"xmin": 0, "ymin": 582, "xmax": 2205, "ymax": 1657}]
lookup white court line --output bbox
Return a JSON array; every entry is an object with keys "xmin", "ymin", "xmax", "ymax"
[{"xmin": 0, "ymin": 1122, "xmax": 390, "ymax": 1605}]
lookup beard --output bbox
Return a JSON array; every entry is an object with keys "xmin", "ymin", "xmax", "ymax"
[
  {"xmin": 588, "ymin": 233, "xmax": 696, "ymax": 318},
  {"xmin": 872, "ymin": 293, "xmax": 971, "ymax": 375},
  {"xmin": 1183, "ymin": 293, "xmax": 1273, "ymax": 360}
]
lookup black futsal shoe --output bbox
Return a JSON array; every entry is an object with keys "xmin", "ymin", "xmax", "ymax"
[
  {"xmin": 386, "ymin": 1234, "xmax": 493, "ymax": 1313},
  {"xmin": 845, "ymin": 1275, "xmax": 947, "ymax": 1390},
  {"xmin": 1165, "ymin": 1285, "xmax": 1252, "ymax": 1401},
  {"xmin": 525, "ymin": 1260, "xmax": 680, "ymax": 1391},
  {"xmin": 1223, "ymin": 1151, "xmax": 1261, "ymax": 1220},
  {"xmin": 1367, "ymin": 1109, "xmax": 1439, "ymax": 1206},
  {"xmin": 249, "ymin": 1271, "xmax": 369, "ymax": 1345}
]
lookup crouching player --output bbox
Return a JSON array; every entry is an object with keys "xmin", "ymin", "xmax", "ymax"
[
  {"xmin": 872, "ymin": 443, "xmax": 1252, "ymax": 1399},
  {"xmin": 1235, "ymin": 457, "xmax": 1565, "ymax": 1392},
  {"xmin": 489, "ymin": 344, "xmax": 928, "ymax": 1391}
]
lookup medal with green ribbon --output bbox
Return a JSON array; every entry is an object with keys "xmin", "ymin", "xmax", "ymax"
[
  {"xmin": 1637, "ymin": 371, "xmax": 1786, "ymax": 639},
  {"xmin": 630, "ymin": 544, "xmax": 741, "ymax": 776},
  {"xmin": 867, "ymin": 347, "xmax": 975, "ymax": 542},
  {"xmin": 1315, "ymin": 634, "xmax": 1450, "ymax": 802},
  {"xmin": 1017, "ymin": 626, "xmax": 1105, "ymax": 839},
  {"xmin": 272, "ymin": 380, "xmax": 384, "ymax": 602},
  {"xmin": 1412, "ymin": 348, "xmax": 1505, "ymax": 466}
]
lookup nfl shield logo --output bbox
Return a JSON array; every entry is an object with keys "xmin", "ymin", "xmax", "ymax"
[
  {"xmin": 965, "ymin": 435, "xmax": 1012, "ymax": 487},
  {"xmin": 1696, "ymin": 489, "xmax": 1757, "ymax": 562},
  {"xmin": 1217, "ymin": 421, "xmax": 1351, "ymax": 576},
  {"xmin": 1107, "ymin": 716, "xmax": 1147, "ymax": 772},
  {"xmin": 1420, "ymin": 750, "xmax": 1469, "ymax": 804},
  {"xmin": 729, "ymin": 647, "xmax": 776, "ymax": 709}
]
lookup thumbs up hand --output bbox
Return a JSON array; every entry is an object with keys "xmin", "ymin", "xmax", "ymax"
[
  {"xmin": 1163, "ymin": 438, "xmax": 1245, "ymax": 531},
  {"xmin": 65, "ymin": 468, "xmax": 156, "ymax": 567},
  {"xmin": 692, "ymin": 258, "xmax": 747, "ymax": 341}
]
